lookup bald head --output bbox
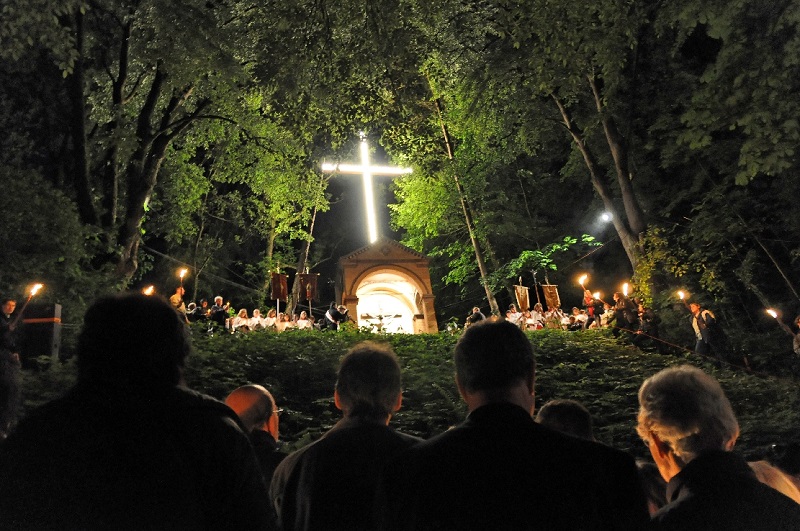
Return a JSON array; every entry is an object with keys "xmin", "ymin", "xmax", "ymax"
[{"xmin": 224, "ymin": 384, "xmax": 278, "ymax": 437}]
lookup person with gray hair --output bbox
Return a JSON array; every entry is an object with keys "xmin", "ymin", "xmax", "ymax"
[
  {"xmin": 637, "ymin": 365, "xmax": 800, "ymax": 529},
  {"xmin": 270, "ymin": 341, "xmax": 420, "ymax": 530}
]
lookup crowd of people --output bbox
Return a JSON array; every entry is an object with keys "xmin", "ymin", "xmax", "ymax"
[
  {"xmin": 466, "ymin": 292, "xmax": 660, "ymax": 335},
  {"xmin": 168, "ymin": 286, "xmax": 350, "ymax": 333},
  {"xmin": 0, "ymin": 293, "xmax": 798, "ymax": 529},
  {"xmin": 466, "ymin": 291, "xmax": 735, "ymax": 363}
]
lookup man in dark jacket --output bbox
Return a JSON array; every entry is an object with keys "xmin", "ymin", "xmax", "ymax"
[
  {"xmin": 0, "ymin": 293, "xmax": 273, "ymax": 530},
  {"xmin": 270, "ymin": 341, "xmax": 420, "ymax": 530},
  {"xmin": 637, "ymin": 365, "xmax": 800, "ymax": 530},
  {"xmin": 225, "ymin": 384, "xmax": 287, "ymax": 486},
  {"xmin": 382, "ymin": 319, "xmax": 649, "ymax": 530}
]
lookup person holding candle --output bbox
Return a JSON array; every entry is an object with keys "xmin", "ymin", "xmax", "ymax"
[
  {"xmin": 0, "ymin": 298, "xmax": 19, "ymax": 356},
  {"xmin": 768, "ymin": 312, "xmax": 800, "ymax": 356}
]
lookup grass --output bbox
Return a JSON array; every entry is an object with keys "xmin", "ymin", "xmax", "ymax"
[{"xmin": 20, "ymin": 326, "xmax": 800, "ymax": 459}]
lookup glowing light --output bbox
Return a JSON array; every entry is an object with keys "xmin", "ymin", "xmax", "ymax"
[
  {"xmin": 143, "ymin": 285, "xmax": 155, "ymax": 296},
  {"xmin": 767, "ymin": 309, "xmax": 778, "ymax": 319},
  {"xmin": 622, "ymin": 283, "xmax": 629, "ymax": 297},
  {"xmin": 179, "ymin": 268, "xmax": 188, "ymax": 279},
  {"xmin": 30, "ymin": 283, "xmax": 43, "ymax": 297},
  {"xmin": 600, "ymin": 212, "xmax": 612, "ymax": 222},
  {"xmin": 321, "ymin": 135, "xmax": 412, "ymax": 244},
  {"xmin": 578, "ymin": 274, "xmax": 588, "ymax": 286},
  {"xmin": 677, "ymin": 291, "xmax": 685, "ymax": 300},
  {"xmin": 593, "ymin": 292, "xmax": 601, "ymax": 300}
]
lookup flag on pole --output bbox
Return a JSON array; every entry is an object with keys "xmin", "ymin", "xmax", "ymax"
[
  {"xmin": 514, "ymin": 285, "xmax": 530, "ymax": 312},
  {"xmin": 297, "ymin": 273, "xmax": 318, "ymax": 301},
  {"xmin": 541, "ymin": 285, "xmax": 561, "ymax": 311},
  {"xmin": 270, "ymin": 272, "xmax": 288, "ymax": 302}
]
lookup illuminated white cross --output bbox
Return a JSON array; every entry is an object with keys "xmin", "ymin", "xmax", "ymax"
[{"xmin": 322, "ymin": 134, "xmax": 412, "ymax": 243}]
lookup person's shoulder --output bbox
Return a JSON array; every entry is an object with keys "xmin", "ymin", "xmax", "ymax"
[
  {"xmin": 164, "ymin": 387, "xmax": 246, "ymax": 434},
  {"xmin": 392, "ymin": 428, "xmax": 424, "ymax": 446}
]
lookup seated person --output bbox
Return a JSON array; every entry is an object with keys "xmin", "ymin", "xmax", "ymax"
[
  {"xmin": 296, "ymin": 311, "xmax": 312, "ymax": 330},
  {"xmin": 263, "ymin": 309, "xmax": 278, "ymax": 329},
  {"xmin": 249, "ymin": 309, "xmax": 266, "ymax": 330},
  {"xmin": 231, "ymin": 308, "xmax": 250, "ymax": 332},
  {"xmin": 382, "ymin": 320, "xmax": 649, "ymax": 530}
]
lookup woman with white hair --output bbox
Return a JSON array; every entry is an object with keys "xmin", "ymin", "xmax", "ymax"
[{"xmin": 636, "ymin": 365, "xmax": 800, "ymax": 529}]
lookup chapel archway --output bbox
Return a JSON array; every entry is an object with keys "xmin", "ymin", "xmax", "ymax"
[{"xmin": 337, "ymin": 238, "xmax": 438, "ymax": 334}]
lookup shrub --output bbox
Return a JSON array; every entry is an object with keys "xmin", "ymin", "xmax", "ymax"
[{"xmin": 18, "ymin": 328, "xmax": 800, "ymax": 458}]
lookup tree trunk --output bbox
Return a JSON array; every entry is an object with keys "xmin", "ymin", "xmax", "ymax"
[
  {"xmin": 589, "ymin": 74, "xmax": 647, "ymax": 236},
  {"xmin": 115, "ymin": 69, "xmax": 203, "ymax": 280},
  {"xmin": 434, "ymin": 98, "xmax": 500, "ymax": 316},
  {"xmin": 552, "ymin": 95, "xmax": 639, "ymax": 270},
  {"xmin": 100, "ymin": 21, "xmax": 132, "ymax": 230},
  {"xmin": 67, "ymin": 9, "xmax": 97, "ymax": 226},
  {"xmin": 116, "ymin": 135, "xmax": 170, "ymax": 279},
  {"xmin": 290, "ymin": 207, "xmax": 318, "ymax": 315}
]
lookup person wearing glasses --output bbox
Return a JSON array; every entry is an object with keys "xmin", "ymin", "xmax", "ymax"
[{"xmin": 225, "ymin": 384, "xmax": 286, "ymax": 485}]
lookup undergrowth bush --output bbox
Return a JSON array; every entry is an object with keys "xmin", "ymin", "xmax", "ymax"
[{"xmin": 18, "ymin": 327, "xmax": 800, "ymax": 458}]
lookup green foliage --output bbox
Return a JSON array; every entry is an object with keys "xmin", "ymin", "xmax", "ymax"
[
  {"xmin": 21, "ymin": 328, "xmax": 798, "ymax": 458},
  {"xmin": 657, "ymin": 0, "xmax": 800, "ymax": 184},
  {"xmin": 491, "ymin": 235, "xmax": 601, "ymax": 291},
  {"xmin": 0, "ymin": 0, "xmax": 83, "ymax": 72},
  {"xmin": 19, "ymin": 357, "xmax": 78, "ymax": 415},
  {"xmin": 0, "ymin": 167, "xmax": 119, "ymax": 342}
]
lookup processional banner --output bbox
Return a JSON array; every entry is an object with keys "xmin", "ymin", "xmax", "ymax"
[
  {"xmin": 270, "ymin": 273, "xmax": 289, "ymax": 302},
  {"xmin": 541, "ymin": 285, "xmax": 561, "ymax": 311},
  {"xmin": 297, "ymin": 273, "xmax": 319, "ymax": 301},
  {"xmin": 514, "ymin": 285, "xmax": 530, "ymax": 312}
]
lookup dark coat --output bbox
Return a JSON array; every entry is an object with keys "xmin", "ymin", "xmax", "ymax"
[
  {"xmin": 270, "ymin": 416, "xmax": 421, "ymax": 531},
  {"xmin": 250, "ymin": 428, "xmax": 287, "ymax": 486},
  {"xmin": 652, "ymin": 450, "xmax": 800, "ymax": 530},
  {"xmin": 0, "ymin": 383, "xmax": 274, "ymax": 531},
  {"xmin": 382, "ymin": 402, "xmax": 649, "ymax": 530},
  {"xmin": 0, "ymin": 312, "xmax": 20, "ymax": 352}
]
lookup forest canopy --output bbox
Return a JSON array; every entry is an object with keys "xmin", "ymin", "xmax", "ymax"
[{"xmin": 1, "ymin": 0, "xmax": 799, "ymax": 362}]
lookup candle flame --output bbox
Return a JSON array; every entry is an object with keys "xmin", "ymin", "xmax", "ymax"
[
  {"xmin": 143, "ymin": 285, "xmax": 155, "ymax": 296},
  {"xmin": 622, "ymin": 283, "xmax": 629, "ymax": 297},
  {"xmin": 30, "ymin": 283, "xmax": 43, "ymax": 296},
  {"xmin": 678, "ymin": 291, "xmax": 685, "ymax": 300},
  {"xmin": 767, "ymin": 309, "xmax": 778, "ymax": 319},
  {"xmin": 578, "ymin": 274, "xmax": 588, "ymax": 286}
]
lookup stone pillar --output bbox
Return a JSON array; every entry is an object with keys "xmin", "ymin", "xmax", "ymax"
[
  {"xmin": 421, "ymin": 294, "xmax": 438, "ymax": 333},
  {"xmin": 342, "ymin": 295, "xmax": 359, "ymax": 327}
]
